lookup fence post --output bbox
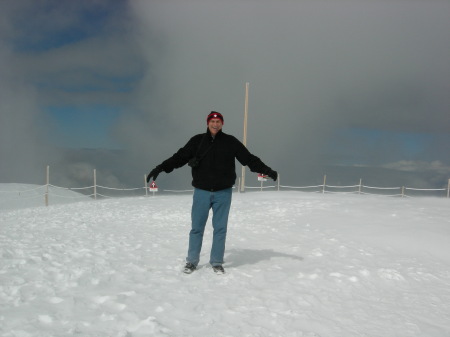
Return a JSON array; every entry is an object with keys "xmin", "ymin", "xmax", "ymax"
[
  {"xmin": 322, "ymin": 175, "xmax": 326, "ymax": 194},
  {"xmin": 145, "ymin": 175, "xmax": 148, "ymax": 197},
  {"xmin": 447, "ymin": 179, "xmax": 450, "ymax": 198},
  {"xmin": 277, "ymin": 174, "xmax": 280, "ymax": 191},
  {"xmin": 93, "ymin": 169, "xmax": 97, "ymax": 200},
  {"xmin": 401, "ymin": 186, "xmax": 405, "ymax": 198},
  {"xmin": 45, "ymin": 165, "xmax": 49, "ymax": 207},
  {"xmin": 358, "ymin": 178, "xmax": 362, "ymax": 194}
]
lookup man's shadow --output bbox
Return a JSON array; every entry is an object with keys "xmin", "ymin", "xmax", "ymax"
[{"xmin": 225, "ymin": 248, "xmax": 303, "ymax": 268}]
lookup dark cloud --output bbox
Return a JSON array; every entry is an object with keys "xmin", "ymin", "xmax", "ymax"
[
  {"xmin": 0, "ymin": 36, "xmax": 56, "ymax": 184},
  {"xmin": 118, "ymin": 0, "xmax": 450, "ymax": 188}
]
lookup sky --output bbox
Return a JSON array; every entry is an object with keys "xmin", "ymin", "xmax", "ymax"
[{"xmin": 1, "ymin": 0, "xmax": 450, "ymax": 189}]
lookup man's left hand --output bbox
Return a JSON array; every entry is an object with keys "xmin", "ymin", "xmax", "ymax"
[{"xmin": 267, "ymin": 169, "xmax": 278, "ymax": 181}]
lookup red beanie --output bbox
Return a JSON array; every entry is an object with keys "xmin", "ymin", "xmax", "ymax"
[{"xmin": 206, "ymin": 111, "xmax": 224, "ymax": 124}]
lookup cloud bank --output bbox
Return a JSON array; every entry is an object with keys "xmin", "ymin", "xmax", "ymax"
[{"xmin": 1, "ymin": 0, "xmax": 450, "ymax": 190}]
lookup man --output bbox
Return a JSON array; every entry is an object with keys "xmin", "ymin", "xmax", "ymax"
[{"xmin": 146, "ymin": 111, "xmax": 277, "ymax": 274}]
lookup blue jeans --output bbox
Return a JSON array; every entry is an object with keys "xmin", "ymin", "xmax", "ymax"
[{"xmin": 187, "ymin": 188, "xmax": 232, "ymax": 267}]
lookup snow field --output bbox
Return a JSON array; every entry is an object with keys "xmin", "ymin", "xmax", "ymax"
[{"xmin": 1, "ymin": 190, "xmax": 450, "ymax": 336}]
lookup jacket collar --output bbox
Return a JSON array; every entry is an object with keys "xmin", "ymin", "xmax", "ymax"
[{"xmin": 206, "ymin": 128, "xmax": 223, "ymax": 140}]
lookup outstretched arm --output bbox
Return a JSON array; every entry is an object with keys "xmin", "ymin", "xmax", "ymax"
[
  {"xmin": 235, "ymin": 141, "xmax": 278, "ymax": 181},
  {"xmin": 146, "ymin": 135, "xmax": 200, "ymax": 182}
]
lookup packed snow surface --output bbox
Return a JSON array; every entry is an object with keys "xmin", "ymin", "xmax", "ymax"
[{"xmin": 1, "ymin": 185, "xmax": 450, "ymax": 336}]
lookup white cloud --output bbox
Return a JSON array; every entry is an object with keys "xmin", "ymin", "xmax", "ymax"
[{"xmin": 382, "ymin": 160, "xmax": 450, "ymax": 174}]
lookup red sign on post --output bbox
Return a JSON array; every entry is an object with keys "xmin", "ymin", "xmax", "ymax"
[
  {"xmin": 149, "ymin": 181, "xmax": 158, "ymax": 192},
  {"xmin": 258, "ymin": 173, "xmax": 268, "ymax": 182}
]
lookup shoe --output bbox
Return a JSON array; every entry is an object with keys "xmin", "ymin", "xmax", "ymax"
[
  {"xmin": 183, "ymin": 262, "xmax": 196, "ymax": 274},
  {"xmin": 212, "ymin": 265, "xmax": 225, "ymax": 274}
]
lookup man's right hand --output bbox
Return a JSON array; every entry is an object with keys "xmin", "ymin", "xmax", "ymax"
[{"xmin": 146, "ymin": 166, "xmax": 163, "ymax": 183}]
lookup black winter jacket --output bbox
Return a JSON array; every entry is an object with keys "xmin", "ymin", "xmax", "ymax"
[{"xmin": 158, "ymin": 129, "xmax": 274, "ymax": 191}]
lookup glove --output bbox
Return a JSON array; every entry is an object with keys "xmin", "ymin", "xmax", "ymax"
[
  {"xmin": 267, "ymin": 169, "xmax": 278, "ymax": 181},
  {"xmin": 146, "ymin": 166, "xmax": 163, "ymax": 183}
]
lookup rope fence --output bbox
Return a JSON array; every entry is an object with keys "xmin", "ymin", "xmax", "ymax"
[{"xmin": 1, "ymin": 166, "xmax": 449, "ymax": 207}]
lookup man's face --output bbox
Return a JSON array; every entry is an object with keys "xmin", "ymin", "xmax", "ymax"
[{"xmin": 208, "ymin": 118, "xmax": 223, "ymax": 136}]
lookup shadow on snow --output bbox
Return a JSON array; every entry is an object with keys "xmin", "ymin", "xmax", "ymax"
[{"xmin": 224, "ymin": 248, "xmax": 304, "ymax": 268}]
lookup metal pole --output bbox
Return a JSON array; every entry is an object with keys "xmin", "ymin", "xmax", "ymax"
[{"xmin": 240, "ymin": 82, "xmax": 249, "ymax": 192}]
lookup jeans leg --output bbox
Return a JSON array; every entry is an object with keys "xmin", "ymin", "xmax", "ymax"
[
  {"xmin": 210, "ymin": 188, "xmax": 232, "ymax": 266},
  {"xmin": 187, "ymin": 188, "xmax": 211, "ymax": 266}
]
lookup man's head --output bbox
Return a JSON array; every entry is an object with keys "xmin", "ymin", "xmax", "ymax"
[{"xmin": 207, "ymin": 111, "xmax": 224, "ymax": 136}]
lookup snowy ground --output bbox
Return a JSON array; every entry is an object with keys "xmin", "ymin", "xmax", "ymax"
[
  {"xmin": 1, "ymin": 185, "xmax": 450, "ymax": 337},
  {"xmin": 0, "ymin": 184, "xmax": 91, "ymax": 210}
]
